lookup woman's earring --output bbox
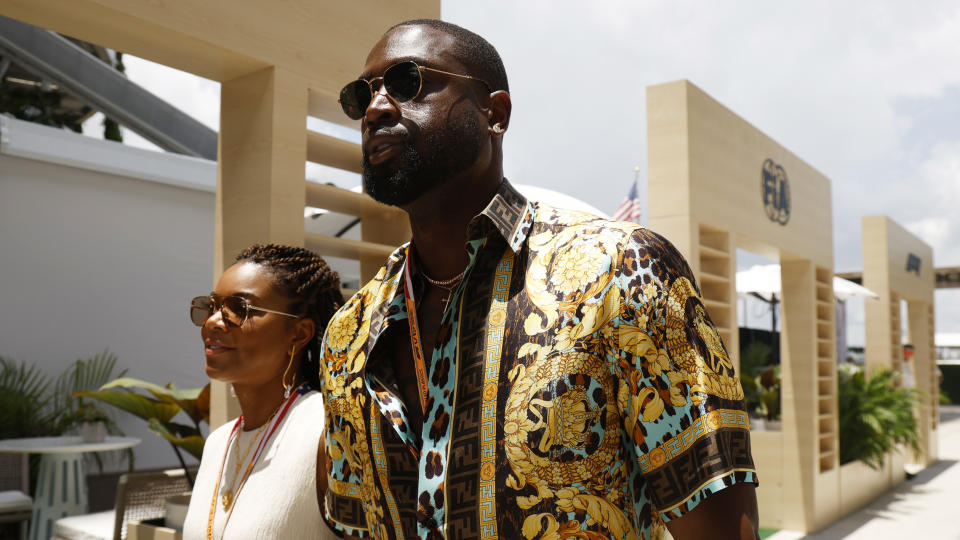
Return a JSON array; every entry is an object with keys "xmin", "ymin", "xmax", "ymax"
[
  {"xmin": 282, "ymin": 346, "xmax": 296, "ymax": 399},
  {"xmin": 491, "ymin": 123, "xmax": 504, "ymax": 135},
  {"xmin": 230, "ymin": 384, "xmax": 237, "ymax": 398}
]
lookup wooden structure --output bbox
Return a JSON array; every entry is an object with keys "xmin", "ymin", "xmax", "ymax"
[
  {"xmin": 862, "ymin": 216, "xmax": 938, "ymax": 465},
  {"xmin": 647, "ymin": 80, "xmax": 839, "ymax": 532},
  {"xmin": 0, "ymin": 0, "xmax": 433, "ymax": 427}
]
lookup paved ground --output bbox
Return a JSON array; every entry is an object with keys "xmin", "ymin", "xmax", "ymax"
[{"xmin": 770, "ymin": 405, "xmax": 960, "ymax": 540}]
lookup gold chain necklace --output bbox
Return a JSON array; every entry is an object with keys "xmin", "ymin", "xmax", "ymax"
[
  {"xmin": 220, "ymin": 421, "xmax": 267, "ymax": 510},
  {"xmin": 420, "ymin": 268, "xmax": 465, "ymax": 288},
  {"xmin": 219, "ymin": 399, "xmax": 285, "ymax": 510},
  {"xmin": 419, "ymin": 269, "xmax": 465, "ymax": 308}
]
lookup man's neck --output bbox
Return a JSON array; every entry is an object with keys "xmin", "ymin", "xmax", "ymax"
[{"xmin": 403, "ymin": 172, "xmax": 502, "ymax": 280}]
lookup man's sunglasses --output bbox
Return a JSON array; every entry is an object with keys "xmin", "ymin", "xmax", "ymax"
[
  {"xmin": 189, "ymin": 295, "xmax": 299, "ymax": 327},
  {"xmin": 338, "ymin": 60, "xmax": 492, "ymax": 120}
]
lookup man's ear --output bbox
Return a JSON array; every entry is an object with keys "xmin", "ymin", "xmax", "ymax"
[{"xmin": 485, "ymin": 90, "xmax": 512, "ymax": 135}]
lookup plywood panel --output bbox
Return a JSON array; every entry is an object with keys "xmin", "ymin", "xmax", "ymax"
[
  {"xmin": 676, "ymin": 81, "xmax": 832, "ymax": 268},
  {"xmin": 862, "ymin": 216, "xmax": 936, "ymax": 468},
  {"xmin": 751, "ymin": 432, "xmax": 784, "ymax": 529}
]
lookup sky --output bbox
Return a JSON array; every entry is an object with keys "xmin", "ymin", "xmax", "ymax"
[{"xmin": 81, "ymin": 0, "xmax": 960, "ymax": 337}]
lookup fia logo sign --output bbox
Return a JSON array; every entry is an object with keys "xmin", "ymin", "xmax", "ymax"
[
  {"xmin": 762, "ymin": 159, "xmax": 790, "ymax": 225},
  {"xmin": 906, "ymin": 253, "xmax": 921, "ymax": 275}
]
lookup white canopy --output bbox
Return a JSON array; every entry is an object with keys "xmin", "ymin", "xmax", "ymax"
[
  {"xmin": 305, "ymin": 182, "xmax": 610, "ymax": 227},
  {"xmin": 736, "ymin": 264, "xmax": 879, "ymax": 302}
]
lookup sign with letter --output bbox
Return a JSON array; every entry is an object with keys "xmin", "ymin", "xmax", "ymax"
[{"xmin": 762, "ymin": 159, "xmax": 790, "ymax": 225}]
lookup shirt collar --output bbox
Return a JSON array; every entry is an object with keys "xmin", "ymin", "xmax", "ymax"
[{"xmin": 468, "ymin": 178, "xmax": 535, "ymax": 252}]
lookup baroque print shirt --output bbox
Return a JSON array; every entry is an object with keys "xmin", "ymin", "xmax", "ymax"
[{"xmin": 320, "ymin": 180, "xmax": 757, "ymax": 540}]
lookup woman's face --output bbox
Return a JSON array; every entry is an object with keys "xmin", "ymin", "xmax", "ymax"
[{"xmin": 200, "ymin": 261, "xmax": 303, "ymax": 386}]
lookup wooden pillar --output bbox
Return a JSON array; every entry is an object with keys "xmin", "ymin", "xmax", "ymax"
[
  {"xmin": 210, "ymin": 66, "xmax": 309, "ymax": 429},
  {"xmin": 863, "ymin": 216, "xmax": 898, "ymax": 376},
  {"xmin": 907, "ymin": 299, "xmax": 938, "ymax": 464},
  {"xmin": 778, "ymin": 258, "xmax": 818, "ymax": 531}
]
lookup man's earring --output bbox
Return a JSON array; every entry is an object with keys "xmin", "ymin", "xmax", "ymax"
[{"xmin": 491, "ymin": 123, "xmax": 504, "ymax": 135}]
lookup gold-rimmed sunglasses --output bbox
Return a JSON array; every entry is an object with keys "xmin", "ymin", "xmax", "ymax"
[
  {"xmin": 338, "ymin": 60, "xmax": 493, "ymax": 120},
  {"xmin": 189, "ymin": 295, "xmax": 299, "ymax": 327}
]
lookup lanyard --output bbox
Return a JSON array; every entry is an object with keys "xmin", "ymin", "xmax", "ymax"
[
  {"xmin": 206, "ymin": 384, "xmax": 305, "ymax": 539},
  {"xmin": 403, "ymin": 245, "xmax": 430, "ymax": 414}
]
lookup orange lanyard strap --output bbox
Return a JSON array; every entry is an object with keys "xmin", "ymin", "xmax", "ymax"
[{"xmin": 403, "ymin": 245, "xmax": 430, "ymax": 414}]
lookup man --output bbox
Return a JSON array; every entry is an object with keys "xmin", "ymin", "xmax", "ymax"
[{"xmin": 321, "ymin": 19, "xmax": 759, "ymax": 540}]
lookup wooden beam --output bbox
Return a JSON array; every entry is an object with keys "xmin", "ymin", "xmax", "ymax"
[
  {"xmin": 305, "ymin": 234, "xmax": 396, "ymax": 261},
  {"xmin": 306, "ymin": 130, "xmax": 362, "ymax": 173},
  {"xmin": 305, "ymin": 182, "xmax": 400, "ymax": 219}
]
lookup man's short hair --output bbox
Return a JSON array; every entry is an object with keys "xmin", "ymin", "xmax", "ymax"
[{"xmin": 389, "ymin": 19, "xmax": 509, "ymax": 93}]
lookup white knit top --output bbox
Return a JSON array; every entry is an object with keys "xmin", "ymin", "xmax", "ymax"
[{"xmin": 183, "ymin": 390, "xmax": 336, "ymax": 539}]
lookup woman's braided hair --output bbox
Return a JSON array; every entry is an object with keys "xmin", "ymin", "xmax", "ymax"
[{"xmin": 234, "ymin": 243, "xmax": 343, "ymax": 390}]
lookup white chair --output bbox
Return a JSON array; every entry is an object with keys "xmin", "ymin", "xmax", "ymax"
[
  {"xmin": 0, "ymin": 454, "xmax": 32, "ymax": 540},
  {"xmin": 53, "ymin": 469, "xmax": 191, "ymax": 540}
]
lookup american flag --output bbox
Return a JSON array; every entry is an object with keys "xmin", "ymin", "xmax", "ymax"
[{"xmin": 612, "ymin": 168, "xmax": 643, "ymax": 222}]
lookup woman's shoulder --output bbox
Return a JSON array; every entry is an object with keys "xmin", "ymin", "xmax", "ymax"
[
  {"xmin": 289, "ymin": 388, "xmax": 325, "ymax": 418},
  {"xmin": 204, "ymin": 418, "xmax": 238, "ymax": 448}
]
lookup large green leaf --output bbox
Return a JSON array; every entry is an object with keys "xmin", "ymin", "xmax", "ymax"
[
  {"xmin": 99, "ymin": 378, "xmax": 209, "ymax": 424},
  {"xmin": 148, "ymin": 418, "xmax": 205, "ymax": 460},
  {"xmin": 76, "ymin": 389, "xmax": 179, "ymax": 424}
]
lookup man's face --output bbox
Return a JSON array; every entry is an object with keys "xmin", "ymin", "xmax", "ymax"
[{"xmin": 359, "ymin": 25, "xmax": 487, "ymax": 207}]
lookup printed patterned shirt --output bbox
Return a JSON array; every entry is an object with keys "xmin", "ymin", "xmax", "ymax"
[{"xmin": 320, "ymin": 180, "xmax": 757, "ymax": 540}]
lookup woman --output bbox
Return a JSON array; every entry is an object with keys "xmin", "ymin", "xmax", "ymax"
[{"xmin": 182, "ymin": 244, "xmax": 342, "ymax": 539}]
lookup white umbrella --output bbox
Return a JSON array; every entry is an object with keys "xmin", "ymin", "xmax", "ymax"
[
  {"xmin": 735, "ymin": 264, "xmax": 879, "ymax": 300},
  {"xmin": 832, "ymin": 276, "xmax": 879, "ymax": 301},
  {"xmin": 513, "ymin": 183, "xmax": 609, "ymax": 218},
  {"xmin": 735, "ymin": 264, "xmax": 782, "ymax": 302}
]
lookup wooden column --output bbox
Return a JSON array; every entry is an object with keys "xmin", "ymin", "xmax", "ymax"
[
  {"xmin": 778, "ymin": 259, "xmax": 818, "ymax": 531},
  {"xmin": 907, "ymin": 299, "xmax": 938, "ymax": 464},
  {"xmin": 210, "ymin": 66, "xmax": 309, "ymax": 429}
]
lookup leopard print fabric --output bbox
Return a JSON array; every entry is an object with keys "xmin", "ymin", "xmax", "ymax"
[{"xmin": 320, "ymin": 180, "xmax": 757, "ymax": 540}]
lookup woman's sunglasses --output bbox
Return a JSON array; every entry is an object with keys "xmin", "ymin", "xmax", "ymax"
[
  {"xmin": 338, "ymin": 60, "xmax": 492, "ymax": 120},
  {"xmin": 189, "ymin": 295, "xmax": 299, "ymax": 327}
]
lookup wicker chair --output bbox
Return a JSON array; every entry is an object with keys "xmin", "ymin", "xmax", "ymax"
[
  {"xmin": 0, "ymin": 453, "xmax": 32, "ymax": 540},
  {"xmin": 111, "ymin": 469, "xmax": 191, "ymax": 540}
]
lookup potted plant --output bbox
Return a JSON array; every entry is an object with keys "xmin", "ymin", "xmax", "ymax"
[
  {"xmin": 75, "ymin": 403, "xmax": 111, "ymax": 443},
  {"xmin": 77, "ymin": 378, "xmax": 210, "ymax": 485},
  {"xmin": 838, "ymin": 364, "xmax": 920, "ymax": 468}
]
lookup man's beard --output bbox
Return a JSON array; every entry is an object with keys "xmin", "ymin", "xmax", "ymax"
[{"xmin": 362, "ymin": 115, "xmax": 482, "ymax": 207}]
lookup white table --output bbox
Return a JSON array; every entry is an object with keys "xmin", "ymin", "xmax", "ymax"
[{"xmin": 0, "ymin": 436, "xmax": 140, "ymax": 540}]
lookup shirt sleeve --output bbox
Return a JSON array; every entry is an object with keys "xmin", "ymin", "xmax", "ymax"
[{"xmin": 618, "ymin": 229, "xmax": 757, "ymax": 523}]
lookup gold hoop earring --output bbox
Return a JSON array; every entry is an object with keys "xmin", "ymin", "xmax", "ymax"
[{"xmin": 282, "ymin": 346, "xmax": 296, "ymax": 399}]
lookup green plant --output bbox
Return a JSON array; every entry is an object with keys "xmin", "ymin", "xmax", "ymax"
[
  {"xmin": 0, "ymin": 350, "xmax": 127, "ymax": 438},
  {"xmin": 53, "ymin": 350, "xmax": 128, "ymax": 434},
  {"xmin": 739, "ymin": 342, "xmax": 781, "ymax": 421},
  {"xmin": 77, "ymin": 378, "xmax": 210, "ymax": 486},
  {"xmin": 838, "ymin": 364, "xmax": 921, "ymax": 469},
  {"xmin": 0, "ymin": 356, "xmax": 55, "ymax": 439}
]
